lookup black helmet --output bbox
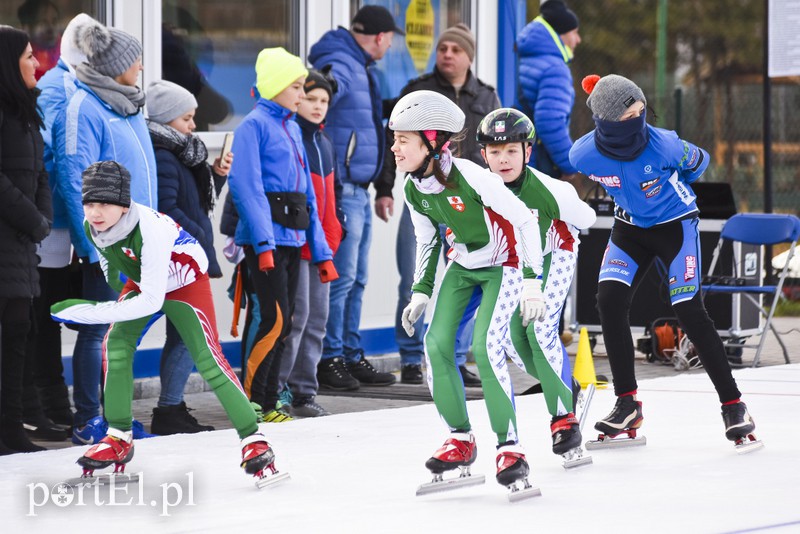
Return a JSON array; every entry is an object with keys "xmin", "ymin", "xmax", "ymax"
[{"xmin": 476, "ymin": 108, "xmax": 535, "ymax": 145}]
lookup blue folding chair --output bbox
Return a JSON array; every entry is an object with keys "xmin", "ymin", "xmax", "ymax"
[{"xmin": 702, "ymin": 213, "xmax": 800, "ymax": 367}]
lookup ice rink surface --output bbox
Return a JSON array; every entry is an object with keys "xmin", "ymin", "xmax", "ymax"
[{"xmin": 2, "ymin": 364, "xmax": 799, "ymax": 534}]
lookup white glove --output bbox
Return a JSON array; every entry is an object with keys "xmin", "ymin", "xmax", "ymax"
[
  {"xmin": 519, "ymin": 278, "xmax": 546, "ymax": 327},
  {"xmin": 401, "ymin": 293, "xmax": 430, "ymax": 337}
]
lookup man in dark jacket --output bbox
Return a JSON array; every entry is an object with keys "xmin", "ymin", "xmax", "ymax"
[
  {"xmin": 308, "ymin": 5, "xmax": 404, "ymax": 390},
  {"xmin": 516, "ymin": 0, "xmax": 581, "ymax": 181},
  {"xmin": 374, "ymin": 23, "xmax": 499, "ymax": 386}
]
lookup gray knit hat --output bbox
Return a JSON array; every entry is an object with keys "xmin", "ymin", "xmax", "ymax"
[
  {"xmin": 437, "ymin": 24, "xmax": 476, "ymax": 62},
  {"xmin": 74, "ymin": 19, "xmax": 142, "ymax": 77},
  {"xmin": 82, "ymin": 161, "xmax": 131, "ymax": 207},
  {"xmin": 584, "ymin": 74, "xmax": 647, "ymax": 122},
  {"xmin": 146, "ymin": 80, "xmax": 198, "ymax": 124}
]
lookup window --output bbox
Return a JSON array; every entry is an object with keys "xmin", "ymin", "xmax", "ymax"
[{"xmin": 162, "ymin": 0, "xmax": 300, "ymax": 131}]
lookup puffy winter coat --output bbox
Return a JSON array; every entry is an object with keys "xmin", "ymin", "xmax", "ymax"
[
  {"xmin": 0, "ymin": 109, "xmax": 53, "ymax": 298},
  {"xmin": 296, "ymin": 114, "xmax": 342, "ymax": 261},
  {"xmin": 154, "ymin": 147, "xmax": 225, "ymax": 277},
  {"xmin": 37, "ymin": 58, "xmax": 78, "ymax": 227},
  {"xmin": 516, "ymin": 16, "xmax": 578, "ymax": 175},
  {"xmin": 227, "ymin": 98, "xmax": 332, "ymax": 263},
  {"xmin": 309, "ymin": 28, "xmax": 385, "ymax": 186},
  {"xmin": 52, "ymin": 81, "xmax": 157, "ymax": 263}
]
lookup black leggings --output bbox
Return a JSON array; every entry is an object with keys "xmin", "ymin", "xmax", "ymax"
[{"xmin": 596, "ymin": 219, "xmax": 741, "ymax": 403}]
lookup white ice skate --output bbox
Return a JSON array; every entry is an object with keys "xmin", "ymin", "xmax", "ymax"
[{"xmin": 585, "ymin": 394, "xmax": 647, "ymax": 450}]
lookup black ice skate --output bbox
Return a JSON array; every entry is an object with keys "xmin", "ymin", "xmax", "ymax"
[
  {"xmin": 416, "ymin": 432, "xmax": 485, "ymax": 496},
  {"xmin": 241, "ymin": 433, "xmax": 290, "ymax": 489},
  {"xmin": 721, "ymin": 401, "xmax": 763, "ymax": 454},
  {"xmin": 495, "ymin": 445, "xmax": 541, "ymax": 502},
  {"xmin": 556, "ymin": 383, "xmax": 595, "ymax": 469},
  {"xmin": 586, "ymin": 394, "xmax": 647, "ymax": 450}
]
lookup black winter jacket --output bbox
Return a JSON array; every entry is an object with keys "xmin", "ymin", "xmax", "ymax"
[
  {"xmin": 154, "ymin": 147, "xmax": 226, "ymax": 277},
  {"xmin": 375, "ymin": 67, "xmax": 501, "ymax": 198},
  {"xmin": 0, "ymin": 108, "xmax": 53, "ymax": 298}
]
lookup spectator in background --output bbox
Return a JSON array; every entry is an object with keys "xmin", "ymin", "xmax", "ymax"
[
  {"xmin": 0, "ymin": 25, "xmax": 53, "ymax": 454},
  {"xmin": 28, "ymin": 13, "xmax": 96, "ymax": 440},
  {"xmin": 52, "ymin": 17, "xmax": 157, "ymax": 444},
  {"xmin": 227, "ymin": 47, "xmax": 337, "ymax": 422},
  {"xmin": 277, "ymin": 68, "xmax": 344, "ymax": 417},
  {"xmin": 375, "ymin": 23, "xmax": 498, "ymax": 386},
  {"xmin": 17, "ymin": 0, "xmax": 60, "ymax": 80},
  {"xmin": 147, "ymin": 79, "xmax": 231, "ymax": 434},
  {"xmin": 516, "ymin": 0, "xmax": 581, "ymax": 182},
  {"xmin": 309, "ymin": 5, "xmax": 402, "ymax": 390}
]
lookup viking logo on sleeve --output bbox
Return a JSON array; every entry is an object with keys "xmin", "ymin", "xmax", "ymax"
[{"xmin": 448, "ymin": 196, "xmax": 465, "ymax": 212}]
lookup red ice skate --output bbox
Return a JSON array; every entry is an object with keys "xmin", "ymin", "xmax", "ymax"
[
  {"xmin": 241, "ymin": 433, "xmax": 289, "ymax": 489},
  {"xmin": 76, "ymin": 427, "xmax": 134, "ymax": 480},
  {"xmin": 416, "ymin": 432, "xmax": 485, "ymax": 496},
  {"xmin": 496, "ymin": 444, "xmax": 540, "ymax": 502}
]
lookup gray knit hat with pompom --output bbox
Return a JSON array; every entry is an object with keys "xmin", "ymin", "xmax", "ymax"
[{"xmin": 74, "ymin": 19, "xmax": 142, "ymax": 77}]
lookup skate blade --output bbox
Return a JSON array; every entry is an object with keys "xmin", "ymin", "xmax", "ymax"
[
  {"xmin": 507, "ymin": 483, "xmax": 542, "ymax": 503},
  {"xmin": 416, "ymin": 474, "xmax": 486, "ymax": 496},
  {"xmin": 562, "ymin": 452, "xmax": 593, "ymax": 470},
  {"xmin": 734, "ymin": 435, "xmax": 764, "ymax": 455},
  {"xmin": 255, "ymin": 471, "xmax": 291, "ymax": 489},
  {"xmin": 64, "ymin": 472, "xmax": 139, "ymax": 486},
  {"xmin": 585, "ymin": 435, "xmax": 647, "ymax": 450}
]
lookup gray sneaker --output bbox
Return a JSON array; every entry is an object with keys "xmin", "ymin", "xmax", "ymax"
[{"xmin": 291, "ymin": 398, "xmax": 331, "ymax": 418}]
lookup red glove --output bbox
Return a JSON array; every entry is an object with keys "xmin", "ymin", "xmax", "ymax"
[
  {"xmin": 258, "ymin": 250, "xmax": 275, "ymax": 272},
  {"xmin": 318, "ymin": 260, "xmax": 339, "ymax": 283}
]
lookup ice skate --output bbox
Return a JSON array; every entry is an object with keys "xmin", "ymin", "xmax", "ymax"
[
  {"xmin": 557, "ymin": 383, "xmax": 595, "ymax": 468},
  {"xmin": 586, "ymin": 394, "xmax": 647, "ymax": 450},
  {"xmin": 495, "ymin": 445, "xmax": 541, "ymax": 502},
  {"xmin": 70, "ymin": 428, "xmax": 138, "ymax": 485},
  {"xmin": 241, "ymin": 433, "xmax": 290, "ymax": 489},
  {"xmin": 416, "ymin": 432, "xmax": 485, "ymax": 496},
  {"xmin": 721, "ymin": 401, "xmax": 763, "ymax": 454}
]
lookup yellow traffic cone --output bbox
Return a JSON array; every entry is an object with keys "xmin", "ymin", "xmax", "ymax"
[{"xmin": 574, "ymin": 327, "xmax": 607, "ymax": 389}]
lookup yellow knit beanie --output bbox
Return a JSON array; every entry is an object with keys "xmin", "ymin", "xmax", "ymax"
[{"xmin": 255, "ymin": 47, "xmax": 309, "ymax": 101}]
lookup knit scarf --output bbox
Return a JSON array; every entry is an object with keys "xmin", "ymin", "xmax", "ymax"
[
  {"xmin": 593, "ymin": 111, "xmax": 650, "ymax": 161},
  {"xmin": 89, "ymin": 202, "xmax": 141, "ymax": 249},
  {"xmin": 147, "ymin": 121, "xmax": 215, "ymax": 212},
  {"xmin": 76, "ymin": 64, "xmax": 146, "ymax": 117}
]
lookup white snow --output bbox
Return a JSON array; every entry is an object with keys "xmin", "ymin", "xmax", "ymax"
[{"xmin": 2, "ymin": 365, "xmax": 800, "ymax": 534}]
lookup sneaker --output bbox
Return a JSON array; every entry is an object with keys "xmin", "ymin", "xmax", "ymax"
[
  {"xmin": 151, "ymin": 402, "xmax": 215, "ymax": 435},
  {"xmin": 318, "ymin": 357, "xmax": 360, "ymax": 391},
  {"xmin": 550, "ymin": 413, "xmax": 582, "ymax": 455},
  {"xmin": 348, "ymin": 355, "xmax": 397, "ymax": 386},
  {"xmin": 72, "ymin": 415, "xmax": 108, "ymax": 445},
  {"xmin": 290, "ymin": 397, "xmax": 331, "ymax": 418},
  {"xmin": 401, "ymin": 364, "xmax": 423, "ymax": 384},
  {"xmin": 425, "ymin": 432, "xmax": 477, "ymax": 474},
  {"xmin": 276, "ymin": 387, "xmax": 294, "ymax": 411},
  {"xmin": 77, "ymin": 428, "xmax": 133, "ymax": 471},
  {"xmin": 260, "ymin": 408, "xmax": 294, "ymax": 423},
  {"xmin": 132, "ymin": 419, "xmax": 156, "ymax": 439},
  {"xmin": 459, "ymin": 365, "xmax": 481, "ymax": 387},
  {"xmin": 495, "ymin": 444, "xmax": 530, "ymax": 487},
  {"xmin": 23, "ymin": 415, "xmax": 70, "ymax": 441},
  {"xmin": 721, "ymin": 401, "xmax": 756, "ymax": 441},
  {"xmin": 594, "ymin": 395, "xmax": 644, "ymax": 437}
]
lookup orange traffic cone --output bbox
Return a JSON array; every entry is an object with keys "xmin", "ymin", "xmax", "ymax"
[{"xmin": 574, "ymin": 327, "xmax": 607, "ymax": 389}]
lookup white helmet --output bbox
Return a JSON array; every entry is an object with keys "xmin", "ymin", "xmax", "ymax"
[{"xmin": 389, "ymin": 90, "xmax": 465, "ymax": 133}]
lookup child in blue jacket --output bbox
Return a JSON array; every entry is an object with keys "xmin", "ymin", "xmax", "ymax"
[
  {"xmin": 227, "ymin": 47, "xmax": 338, "ymax": 422},
  {"xmin": 569, "ymin": 74, "xmax": 758, "ymax": 449}
]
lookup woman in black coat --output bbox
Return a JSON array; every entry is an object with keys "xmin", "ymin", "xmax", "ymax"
[{"xmin": 0, "ymin": 25, "xmax": 53, "ymax": 454}]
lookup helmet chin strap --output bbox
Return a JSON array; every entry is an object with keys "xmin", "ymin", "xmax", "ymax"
[{"xmin": 410, "ymin": 130, "xmax": 452, "ymax": 180}]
